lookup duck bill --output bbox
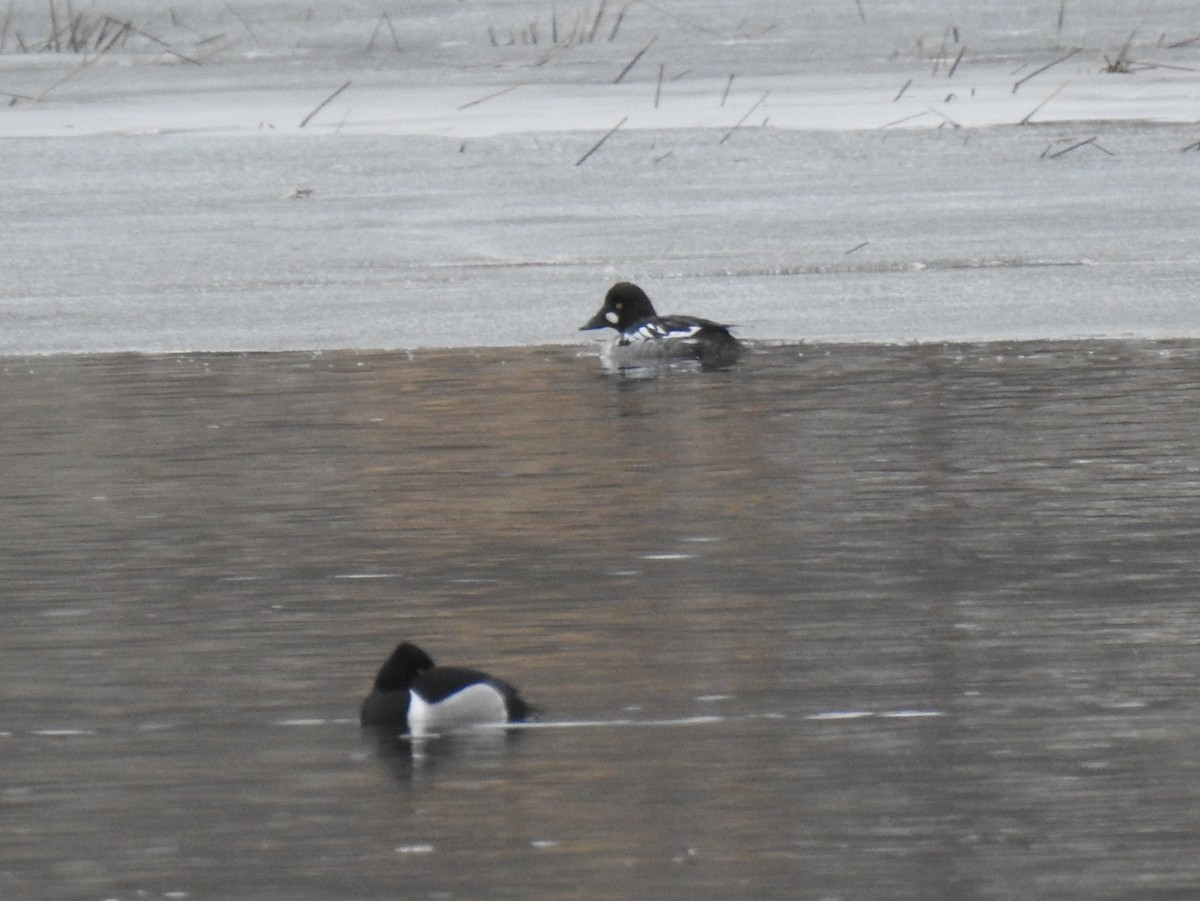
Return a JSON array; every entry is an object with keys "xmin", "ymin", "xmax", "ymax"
[{"xmin": 580, "ymin": 309, "xmax": 610, "ymax": 331}]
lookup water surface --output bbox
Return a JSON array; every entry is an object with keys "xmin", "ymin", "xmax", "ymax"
[{"xmin": 4, "ymin": 341, "xmax": 1200, "ymax": 900}]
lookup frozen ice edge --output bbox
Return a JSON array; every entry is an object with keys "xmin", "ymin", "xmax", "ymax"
[{"xmin": 3, "ymin": 66, "xmax": 1199, "ymax": 139}]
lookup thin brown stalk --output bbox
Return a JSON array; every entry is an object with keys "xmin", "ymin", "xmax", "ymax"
[
  {"xmin": 457, "ymin": 83, "xmax": 522, "ymax": 110},
  {"xmin": 1047, "ymin": 136, "xmax": 1096, "ymax": 158},
  {"xmin": 100, "ymin": 19, "xmax": 131, "ymax": 54},
  {"xmin": 382, "ymin": 13, "xmax": 401, "ymax": 52},
  {"xmin": 1103, "ymin": 30, "xmax": 1137, "ymax": 73},
  {"xmin": 83, "ymin": 16, "xmax": 107, "ymax": 52},
  {"xmin": 223, "ymin": 1, "xmax": 258, "ymax": 46},
  {"xmin": 614, "ymin": 34, "xmax": 655, "ymax": 83},
  {"xmin": 1, "ymin": 0, "xmax": 13, "ymax": 51},
  {"xmin": 126, "ymin": 20, "xmax": 200, "ymax": 63},
  {"xmin": 719, "ymin": 90, "xmax": 769, "ymax": 144},
  {"xmin": 636, "ymin": 0, "xmax": 721, "ymax": 37},
  {"xmin": 608, "ymin": 3, "xmax": 628, "ymax": 41},
  {"xmin": 299, "ymin": 80, "xmax": 351, "ymax": 128},
  {"xmin": 34, "ymin": 28, "xmax": 121, "ymax": 99},
  {"xmin": 947, "ymin": 44, "xmax": 966, "ymax": 77},
  {"xmin": 1017, "ymin": 80, "xmax": 1068, "ymax": 125},
  {"xmin": 1012, "ymin": 46, "xmax": 1080, "ymax": 93},
  {"xmin": 48, "ymin": 0, "xmax": 60, "ymax": 53},
  {"xmin": 575, "ymin": 116, "xmax": 627, "ymax": 165},
  {"xmin": 880, "ymin": 110, "xmax": 930, "ymax": 128},
  {"xmin": 925, "ymin": 105, "xmax": 961, "ymax": 128},
  {"xmin": 534, "ymin": 42, "xmax": 569, "ymax": 66},
  {"xmin": 92, "ymin": 15, "xmax": 113, "ymax": 49},
  {"xmin": 720, "ymin": 74, "xmax": 734, "ymax": 106},
  {"xmin": 66, "ymin": 0, "xmax": 81, "ymax": 53},
  {"xmin": 587, "ymin": 0, "xmax": 607, "ymax": 42}
]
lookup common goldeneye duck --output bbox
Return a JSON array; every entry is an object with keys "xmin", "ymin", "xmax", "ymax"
[
  {"xmin": 359, "ymin": 641, "xmax": 533, "ymax": 735},
  {"xmin": 580, "ymin": 281, "xmax": 741, "ymax": 370}
]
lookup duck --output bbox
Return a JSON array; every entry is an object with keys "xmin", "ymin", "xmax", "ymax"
[
  {"xmin": 359, "ymin": 641, "xmax": 533, "ymax": 735},
  {"xmin": 580, "ymin": 281, "xmax": 741, "ymax": 370}
]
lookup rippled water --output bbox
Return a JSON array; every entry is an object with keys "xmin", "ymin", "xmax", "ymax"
[{"xmin": 4, "ymin": 341, "xmax": 1200, "ymax": 900}]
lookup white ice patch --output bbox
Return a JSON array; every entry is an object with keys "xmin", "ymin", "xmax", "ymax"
[
  {"xmin": 879, "ymin": 709, "xmax": 944, "ymax": 719},
  {"xmin": 806, "ymin": 711, "xmax": 874, "ymax": 721},
  {"xmin": 806, "ymin": 708, "xmax": 945, "ymax": 720}
]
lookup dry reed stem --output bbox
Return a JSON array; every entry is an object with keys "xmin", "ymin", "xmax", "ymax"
[
  {"xmin": 608, "ymin": 3, "xmax": 629, "ymax": 41},
  {"xmin": 1037, "ymin": 137, "xmax": 1101, "ymax": 158},
  {"xmin": 48, "ymin": 0, "xmax": 59, "ymax": 52},
  {"xmin": 125, "ymin": 19, "xmax": 200, "ymax": 64},
  {"xmin": 925, "ymin": 105, "xmax": 961, "ymax": 128},
  {"xmin": 366, "ymin": 13, "xmax": 402, "ymax": 52},
  {"xmin": 299, "ymin": 80, "xmax": 351, "ymax": 127},
  {"xmin": 33, "ymin": 18, "xmax": 139, "ymax": 100},
  {"xmin": 614, "ymin": 35, "xmax": 655, "ymax": 83},
  {"xmin": 222, "ymin": 1, "xmax": 258, "ymax": 46},
  {"xmin": 719, "ymin": 90, "xmax": 769, "ymax": 144},
  {"xmin": 0, "ymin": 0, "xmax": 13, "ymax": 50},
  {"xmin": 720, "ymin": 74, "xmax": 734, "ymax": 106},
  {"xmin": 1045, "ymin": 136, "xmax": 1097, "ymax": 158},
  {"xmin": 587, "ymin": 0, "xmax": 607, "ymax": 42},
  {"xmin": 575, "ymin": 116, "xmax": 628, "ymax": 165},
  {"xmin": 1017, "ymin": 81, "xmax": 1068, "ymax": 125},
  {"xmin": 947, "ymin": 45, "xmax": 966, "ymax": 77},
  {"xmin": 458, "ymin": 83, "xmax": 522, "ymax": 110},
  {"xmin": 1013, "ymin": 47, "xmax": 1080, "ymax": 93},
  {"xmin": 880, "ymin": 110, "xmax": 929, "ymax": 128}
]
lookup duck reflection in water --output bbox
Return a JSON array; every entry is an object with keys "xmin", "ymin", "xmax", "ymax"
[{"xmin": 364, "ymin": 725, "xmax": 523, "ymax": 781}]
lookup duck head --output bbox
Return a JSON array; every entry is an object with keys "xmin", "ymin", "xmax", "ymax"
[{"xmin": 581, "ymin": 282, "xmax": 658, "ymax": 332}]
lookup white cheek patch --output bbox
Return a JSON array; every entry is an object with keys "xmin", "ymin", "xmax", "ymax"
[{"xmin": 605, "ymin": 310, "xmax": 619, "ymax": 324}]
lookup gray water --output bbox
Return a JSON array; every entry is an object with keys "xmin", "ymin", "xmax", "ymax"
[{"xmin": 4, "ymin": 341, "xmax": 1200, "ymax": 900}]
